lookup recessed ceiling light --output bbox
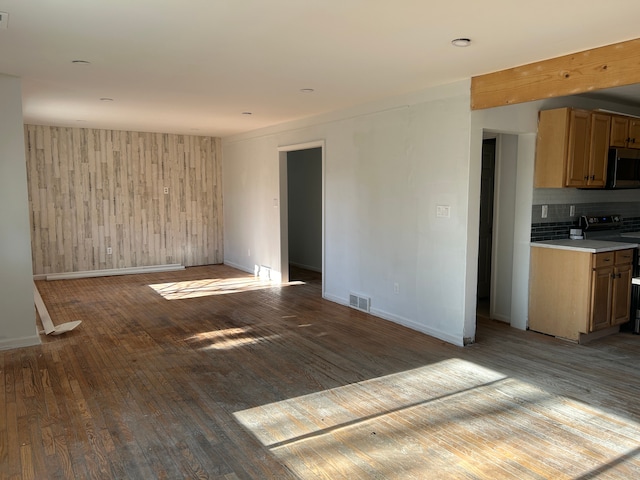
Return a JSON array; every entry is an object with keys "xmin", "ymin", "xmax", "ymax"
[
  {"xmin": 71, "ymin": 60, "xmax": 91, "ymax": 65},
  {"xmin": 451, "ymin": 38, "xmax": 472, "ymax": 47},
  {"xmin": 300, "ymin": 88, "xmax": 315, "ymax": 93},
  {"xmin": 100, "ymin": 97, "xmax": 114, "ymax": 102}
]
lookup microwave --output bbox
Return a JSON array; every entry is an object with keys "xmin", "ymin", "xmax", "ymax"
[{"xmin": 606, "ymin": 147, "xmax": 640, "ymax": 189}]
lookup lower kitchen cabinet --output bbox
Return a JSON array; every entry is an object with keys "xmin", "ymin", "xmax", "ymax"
[
  {"xmin": 529, "ymin": 247, "xmax": 633, "ymax": 342},
  {"xmin": 611, "ymin": 250, "xmax": 633, "ymax": 325}
]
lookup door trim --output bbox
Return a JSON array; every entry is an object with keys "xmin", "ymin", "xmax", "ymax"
[{"xmin": 277, "ymin": 140, "xmax": 325, "ymax": 295}]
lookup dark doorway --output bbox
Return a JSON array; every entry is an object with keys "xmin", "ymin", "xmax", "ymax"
[
  {"xmin": 287, "ymin": 147, "xmax": 322, "ymax": 283},
  {"xmin": 477, "ymin": 138, "xmax": 496, "ymax": 317}
]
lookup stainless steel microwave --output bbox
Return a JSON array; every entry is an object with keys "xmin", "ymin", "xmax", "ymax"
[{"xmin": 606, "ymin": 147, "xmax": 640, "ymax": 188}]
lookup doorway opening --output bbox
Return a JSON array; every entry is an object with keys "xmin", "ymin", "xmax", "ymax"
[
  {"xmin": 278, "ymin": 141, "xmax": 325, "ymax": 295},
  {"xmin": 477, "ymin": 138, "xmax": 496, "ymax": 320},
  {"xmin": 474, "ymin": 132, "xmax": 522, "ymax": 331}
]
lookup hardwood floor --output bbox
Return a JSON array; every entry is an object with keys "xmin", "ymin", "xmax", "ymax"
[{"xmin": 3, "ymin": 264, "xmax": 640, "ymax": 479}]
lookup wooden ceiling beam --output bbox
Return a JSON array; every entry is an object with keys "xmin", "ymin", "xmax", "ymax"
[{"xmin": 471, "ymin": 38, "xmax": 640, "ymax": 110}]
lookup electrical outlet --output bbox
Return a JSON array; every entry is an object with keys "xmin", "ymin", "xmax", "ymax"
[
  {"xmin": 107, "ymin": 247, "xmax": 113, "ymax": 255},
  {"xmin": 248, "ymin": 248, "xmax": 251, "ymax": 257},
  {"xmin": 393, "ymin": 282, "xmax": 400, "ymax": 294},
  {"xmin": 541, "ymin": 205, "xmax": 548, "ymax": 219},
  {"xmin": 163, "ymin": 187, "xmax": 169, "ymax": 195},
  {"xmin": 570, "ymin": 205, "xmax": 575, "ymax": 217}
]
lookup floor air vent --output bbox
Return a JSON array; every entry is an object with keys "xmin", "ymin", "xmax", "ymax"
[{"xmin": 349, "ymin": 293, "xmax": 370, "ymax": 313}]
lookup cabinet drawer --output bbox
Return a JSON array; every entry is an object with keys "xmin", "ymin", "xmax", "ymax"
[
  {"xmin": 593, "ymin": 253, "xmax": 614, "ymax": 268},
  {"xmin": 615, "ymin": 249, "xmax": 634, "ymax": 265}
]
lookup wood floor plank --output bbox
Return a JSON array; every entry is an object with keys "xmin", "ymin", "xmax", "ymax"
[{"xmin": 2, "ymin": 265, "xmax": 640, "ymax": 478}]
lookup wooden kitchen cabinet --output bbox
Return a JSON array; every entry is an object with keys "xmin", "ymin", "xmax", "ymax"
[
  {"xmin": 611, "ymin": 249, "xmax": 634, "ymax": 325},
  {"xmin": 610, "ymin": 115, "xmax": 630, "ymax": 147},
  {"xmin": 585, "ymin": 112, "xmax": 610, "ymax": 188},
  {"xmin": 535, "ymin": 108, "xmax": 609, "ymax": 188},
  {"xmin": 529, "ymin": 247, "xmax": 633, "ymax": 342},
  {"xmin": 630, "ymin": 119, "xmax": 640, "ymax": 148},
  {"xmin": 589, "ymin": 259, "xmax": 613, "ymax": 331},
  {"xmin": 609, "ymin": 115, "xmax": 640, "ymax": 149}
]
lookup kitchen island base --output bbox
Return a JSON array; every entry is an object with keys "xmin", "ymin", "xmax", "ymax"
[{"xmin": 529, "ymin": 244, "xmax": 633, "ymax": 343}]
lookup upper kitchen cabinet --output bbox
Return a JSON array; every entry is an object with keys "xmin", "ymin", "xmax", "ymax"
[
  {"xmin": 535, "ymin": 107, "xmax": 609, "ymax": 188},
  {"xmin": 610, "ymin": 115, "xmax": 640, "ymax": 149}
]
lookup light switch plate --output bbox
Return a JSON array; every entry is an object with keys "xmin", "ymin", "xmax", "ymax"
[{"xmin": 436, "ymin": 205, "xmax": 451, "ymax": 218}]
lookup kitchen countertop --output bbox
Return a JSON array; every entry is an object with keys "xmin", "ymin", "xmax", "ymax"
[{"xmin": 531, "ymin": 239, "xmax": 639, "ymax": 253}]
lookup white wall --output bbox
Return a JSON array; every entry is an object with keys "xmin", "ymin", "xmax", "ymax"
[
  {"xmin": 0, "ymin": 75, "xmax": 39, "ymax": 350},
  {"xmin": 224, "ymin": 81, "xmax": 474, "ymax": 346}
]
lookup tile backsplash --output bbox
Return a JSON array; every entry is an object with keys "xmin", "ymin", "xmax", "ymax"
[
  {"xmin": 530, "ymin": 199, "xmax": 640, "ymax": 241},
  {"xmin": 531, "ymin": 201, "xmax": 640, "ymax": 224}
]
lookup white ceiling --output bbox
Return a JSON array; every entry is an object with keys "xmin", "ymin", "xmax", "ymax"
[{"xmin": 2, "ymin": 0, "xmax": 640, "ymax": 137}]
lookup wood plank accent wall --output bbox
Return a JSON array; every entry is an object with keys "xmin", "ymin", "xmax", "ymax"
[
  {"xmin": 24, "ymin": 125, "xmax": 223, "ymax": 275},
  {"xmin": 471, "ymin": 37, "xmax": 640, "ymax": 110}
]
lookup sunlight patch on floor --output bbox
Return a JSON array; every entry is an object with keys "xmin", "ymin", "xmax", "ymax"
[
  {"xmin": 186, "ymin": 327, "xmax": 282, "ymax": 351},
  {"xmin": 233, "ymin": 358, "xmax": 640, "ymax": 478},
  {"xmin": 234, "ymin": 359, "xmax": 507, "ymax": 447},
  {"xmin": 148, "ymin": 276, "xmax": 305, "ymax": 300}
]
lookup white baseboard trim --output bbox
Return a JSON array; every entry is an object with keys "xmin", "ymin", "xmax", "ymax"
[
  {"xmin": 323, "ymin": 292, "xmax": 348, "ymax": 306},
  {"xmin": 370, "ymin": 307, "xmax": 465, "ymax": 347},
  {"xmin": 289, "ymin": 261, "xmax": 322, "ymax": 273},
  {"xmin": 41, "ymin": 264, "xmax": 185, "ymax": 281},
  {"xmin": 223, "ymin": 261, "xmax": 256, "ymax": 275},
  {"xmin": 491, "ymin": 313, "xmax": 511, "ymax": 324},
  {"xmin": 0, "ymin": 334, "xmax": 41, "ymax": 351},
  {"xmin": 322, "ymin": 293, "xmax": 464, "ymax": 347}
]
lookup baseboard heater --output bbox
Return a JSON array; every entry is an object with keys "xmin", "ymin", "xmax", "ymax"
[{"xmin": 39, "ymin": 264, "xmax": 185, "ymax": 281}]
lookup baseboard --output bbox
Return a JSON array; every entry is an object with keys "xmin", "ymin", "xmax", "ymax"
[
  {"xmin": 323, "ymin": 292, "xmax": 348, "ymax": 306},
  {"xmin": 223, "ymin": 261, "xmax": 255, "ymax": 275},
  {"xmin": 40, "ymin": 264, "xmax": 185, "ymax": 281},
  {"xmin": 491, "ymin": 313, "xmax": 511, "ymax": 324},
  {"xmin": 578, "ymin": 325, "xmax": 620, "ymax": 344},
  {"xmin": 289, "ymin": 261, "xmax": 322, "ymax": 273},
  {"xmin": 370, "ymin": 306, "xmax": 465, "ymax": 347},
  {"xmin": 322, "ymin": 292, "xmax": 464, "ymax": 347},
  {"xmin": 0, "ymin": 333, "xmax": 41, "ymax": 351}
]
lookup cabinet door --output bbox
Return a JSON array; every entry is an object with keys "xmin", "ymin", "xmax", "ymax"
[
  {"xmin": 565, "ymin": 110, "xmax": 591, "ymax": 187},
  {"xmin": 610, "ymin": 116, "xmax": 629, "ymax": 147},
  {"xmin": 611, "ymin": 263, "xmax": 632, "ymax": 325},
  {"xmin": 628, "ymin": 119, "xmax": 640, "ymax": 148},
  {"xmin": 587, "ymin": 113, "xmax": 610, "ymax": 187},
  {"xmin": 590, "ymin": 266, "xmax": 613, "ymax": 331}
]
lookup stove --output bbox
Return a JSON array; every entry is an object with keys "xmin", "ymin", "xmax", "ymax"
[{"xmin": 579, "ymin": 214, "xmax": 625, "ymax": 240}]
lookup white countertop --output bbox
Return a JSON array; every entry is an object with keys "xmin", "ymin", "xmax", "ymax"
[{"xmin": 531, "ymin": 239, "xmax": 639, "ymax": 253}]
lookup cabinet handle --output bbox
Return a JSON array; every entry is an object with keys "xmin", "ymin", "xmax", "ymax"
[
  {"xmin": 584, "ymin": 175, "xmax": 589, "ymax": 180},
  {"xmin": 590, "ymin": 175, "xmax": 595, "ymax": 180}
]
